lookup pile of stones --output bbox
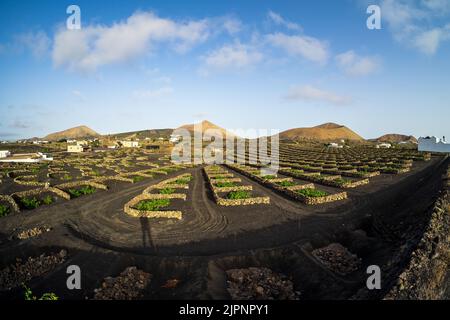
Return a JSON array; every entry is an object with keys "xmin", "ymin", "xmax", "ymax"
[
  {"xmin": 226, "ymin": 267, "xmax": 300, "ymax": 300},
  {"xmin": 0, "ymin": 250, "xmax": 67, "ymax": 290},
  {"xmin": 93, "ymin": 267, "xmax": 151, "ymax": 300},
  {"xmin": 312, "ymin": 243, "xmax": 361, "ymax": 275}
]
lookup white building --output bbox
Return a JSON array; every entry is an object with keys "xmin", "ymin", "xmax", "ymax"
[
  {"xmin": 0, "ymin": 150, "xmax": 11, "ymax": 158},
  {"xmin": 0, "ymin": 152, "xmax": 53, "ymax": 163},
  {"xmin": 67, "ymin": 144, "xmax": 88, "ymax": 153},
  {"xmin": 121, "ymin": 140, "xmax": 139, "ymax": 148},
  {"xmin": 376, "ymin": 143, "xmax": 392, "ymax": 149},
  {"xmin": 418, "ymin": 136, "xmax": 450, "ymax": 153},
  {"xmin": 169, "ymin": 134, "xmax": 182, "ymax": 143}
]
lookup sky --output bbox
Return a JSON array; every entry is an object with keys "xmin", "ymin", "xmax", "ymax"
[{"xmin": 0, "ymin": 0, "xmax": 449, "ymax": 140}]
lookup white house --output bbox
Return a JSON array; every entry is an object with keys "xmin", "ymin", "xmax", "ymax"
[
  {"xmin": 67, "ymin": 144, "xmax": 88, "ymax": 153},
  {"xmin": 328, "ymin": 142, "xmax": 343, "ymax": 148},
  {"xmin": 0, "ymin": 152, "xmax": 53, "ymax": 163},
  {"xmin": 0, "ymin": 150, "xmax": 11, "ymax": 158},
  {"xmin": 418, "ymin": 136, "xmax": 450, "ymax": 153},
  {"xmin": 376, "ymin": 143, "xmax": 392, "ymax": 149},
  {"xmin": 121, "ymin": 140, "xmax": 139, "ymax": 148},
  {"xmin": 169, "ymin": 134, "xmax": 182, "ymax": 143}
]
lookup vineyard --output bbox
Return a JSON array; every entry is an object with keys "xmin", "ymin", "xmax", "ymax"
[{"xmin": 0, "ymin": 144, "xmax": 448, "ymax": 300}]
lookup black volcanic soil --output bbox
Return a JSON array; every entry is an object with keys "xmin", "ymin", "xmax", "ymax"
[{"xmin": 0, "ymin": 156, "xmax": 448, "ymax": 300}]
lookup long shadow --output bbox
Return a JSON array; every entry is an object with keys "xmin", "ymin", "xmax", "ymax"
[{"xmin": 140, "ymin": 217, "xmax": 154, "ymax": 249}]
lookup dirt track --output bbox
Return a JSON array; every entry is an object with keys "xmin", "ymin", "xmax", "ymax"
[{"xmin": 0, "ymin": 156, "xmax": 447, "ymax": 299}]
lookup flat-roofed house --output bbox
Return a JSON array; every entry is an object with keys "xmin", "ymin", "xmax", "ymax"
[
  {"xmin": 121, "ymin": 140, "xmax": 139, "ymax": 148},
  {"xmin": 67, "ymin": 144, "xmax": 88, "ymax": 153}
]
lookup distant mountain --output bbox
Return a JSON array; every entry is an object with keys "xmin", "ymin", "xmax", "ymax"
[
  {"xmin": 371, "ymin": 134, "xmax": 418, "ymax": 144},
  {"xmin": 109, "ymin": 128, "xmax": 173, "ymax": 140},
  {"xmin": 279, "ymin": 122, "xmax": 364, "ymax": 141},
  {"xmin": 43, "ymin": 125, "xmax": 100, "ymax": 141},
  {"xmin": 177, "ymin": 120, "xmax": 237, "ymax": 138}
]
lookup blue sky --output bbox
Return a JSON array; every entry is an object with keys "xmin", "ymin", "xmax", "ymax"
[{"xmin": 0, "ymin": 0, "xmax": 449, "ymax": 140}]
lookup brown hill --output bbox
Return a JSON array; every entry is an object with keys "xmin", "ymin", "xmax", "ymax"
[
  {"xmin": 43, "ymin": 125, "xmax": 100, "ymax": 141},
  {"xmin": 373, "ymin": 134, "xmax": 417, "ymax": 144},
  {"xmin": 177, "ymin": 120, "xmax": 236, "ymax": 138},
  {"xmin": 280, "ymin": 122, "xmax": 364, "ymax": 141}
]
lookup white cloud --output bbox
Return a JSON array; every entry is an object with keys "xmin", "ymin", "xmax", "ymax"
[
  {"xmin": 422, "ymin": 0, "xmax": 450, "ymax": 12},
  {"xmin": 335, "ymin": 51, "xmax": 381, "ymax": 76},
  {"xmin": 132, "ymin": 86, "xmax": 173, "ymax": 99},
  {"xmin": 413, "ymin": 26, "xmax": 450, "ymax": 54},
  {"xmin": 2, "ymin": 31, "xmax": 51, "ymax": 58},
  {"xmin": 52, "ymin": 11, "xmax": 210, "ymax": 72},
  {"xmin": 72, "ymin": 90, "xmax": 86, "ymax": 101},
  {"xmin": 203, "ymin": 42, "xmax": 263, "ymax": 69},
  {"xmin": 381, "ymin": 0, "xmax": 450, "ymax": 55},
  {"xmin": 266, "ymin": 32, "xmax": 329, "ymax": 64},
  {"xmin": 285, "ymin": 85, "xmax": 352, "ymax": 106},
  {"xmin": 221, "ymin": 17, "xmax": 242, "ymax": 34},
  {"xmin": 267, "ymin": 10, "xmax": 302, "ymax": 31}
]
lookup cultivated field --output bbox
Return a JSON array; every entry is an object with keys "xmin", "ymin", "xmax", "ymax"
[{"xmin": 0, "ymin": 143, "xmax": 448, "ymax": 300}]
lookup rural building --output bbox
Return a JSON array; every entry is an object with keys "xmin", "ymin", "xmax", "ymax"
[
  {"xmin": 0, "ymin": 152, "xmax": 53, "ymax": 163},
  {"xmin": 67, "ymin": 144, "xmax": 88, "ymax": 153},
  {"xmin": 418, "ymin": 136, "xmax": 450, "ymax": 153},
  {"xmin": 121, "ymin": 140, "xmax": 139, "ymax": 148},
  {"xmin": 169, "ymin": 134, "xmax": 182, "ymax": 143},
  {"xmin": 0, "ymin": 150, "xmax": 11, "ymax": 158},
  {"xmin": 376, "ymin": 143, "xmax": 392, "ymax": 149}
]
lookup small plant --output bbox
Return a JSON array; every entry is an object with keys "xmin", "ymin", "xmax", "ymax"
[
  {"xmin": 169, "ymin": 177, "xmax": 191, "ymax": 185},
  {"xmin": 214, "ymin": 181, "xmax": 236, "ymax": 188},
  {"xmin": 333, "ymin": 178, "xmax": 351, "ymax": 186},
  {"xmin": 0, "ymin": 204, "xmax": 10, "ymax": 217},
  {"xmin": 297, "ymin": 188, "xmax": 328, "ymax": 197},
  {"xmin": 227, "ymin": 190, "xmax": 251, "ymax": 200},
  {"xmin": 68, "ymin": 186, "xmax": 96, "ymax": 198},
  {"xmin": 276, "ymin": 181, "xmax": 296, "ymax": 187},
  {"xmin": 21, "ymin": 197, "xmax": 41, "ymax": 209},
  {"xmin": 132, "ymin": 176, "xmax": 144, "ymax": 183},
  {"xmin": 136, "ymin": 199, "xmax": 170, "ymax": 211},
  {"xmin": 159, "ymin": 188, "xmax": 175, "ymax": 194},
  {"xmin": 62, "ymin": 174, "xmax": 72, "ymax": 181},
  {"xmin": 261, "ymin": 175, "xmax": 277, "ymax": 180},
  {"xmin": 23, "ymin": 284, "xmax": 58, "ymax": 301},
  {"xmin": 211, "ymin": 175, "xmax": 228, "ymax": 180},
  {"xmin": 42, "ymin": 195, "xmax": 53, "ymax": 205}
]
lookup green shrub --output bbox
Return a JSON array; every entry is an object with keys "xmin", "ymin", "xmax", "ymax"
[
  {"xmin": 0, "ymin": 204, "xmax": 10, "ymax": 217},
  {"xmin": 21, "ymin": 197, "xmax": 41, "ymax": 209},
  {"xmin": 212, "ymin": 175, "xmax": 228, "ymax": 180},
  {"xmin": 42, "ymin": 195, "xmax": 53, "ymax": 205},
  {"xmin": 261, "ymin": 175, "xmax": 277, "ymax": 180},
  {"xmin": 297, "ymin": 188, "xmax": 328, "ymax": 197},
  {"xmin": 332, "ymin": 178, "xmax": 352, "ymax": 186},
  {"xmin": 132, "ymin": 176, "xmax": 144, "ymax": 183},
  {"xmin": 169, "ymin": 177, "xmax": 191, "ymax": 185},
  {"xmin": 136, "ymin": 199, "xmax": 170, "ymax": 211},
  {"xmin": 68, "ymin": 186, "xmax": 96, "ymax": 198},
  {"xmin": 227, "ymin": 190, "xmax": 251, "ymax": 200},
  {"xmin": 159, "ymin": 188, "xmax": 175, "ymax": 194},
  {"xmin": 23, "ymin": 284, "xmax": 58, "ymax": 301},
  {"xmin": 276, "ymin": 180, "xmax": 296, "ymax": 187},
  {"xmin": 214, "ymin": 181, "xmax": 236, "ymax": 188}
]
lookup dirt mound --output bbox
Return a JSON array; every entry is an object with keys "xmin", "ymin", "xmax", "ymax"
[
  {"xmin": 93, "ymin": 267, "xmax": 151, "ymax": 300},
  {"xmin": 312, "ymin": 243, "xmax": 361, "ymax": 276},
  {"xmin": 0, "ymin": 250, "xmax": 66, "ymax": 291},
  {"xmin": 280, "ymin": 123, "xmax": 364, "ymax": 141},
  {"xmin": 373, "ymin": 134, "xmax": 417, "ymax": 144},
  {"xmin": 226, "ymin": 267, "xmax": 300, "ymax": 300},
  {"xmin": 177, "ymin": 120, "xmax": 236, "ymax": 138},
  {"xmin": 43, "ymin": 125, "xmax": 100, "ymax": 141}
]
